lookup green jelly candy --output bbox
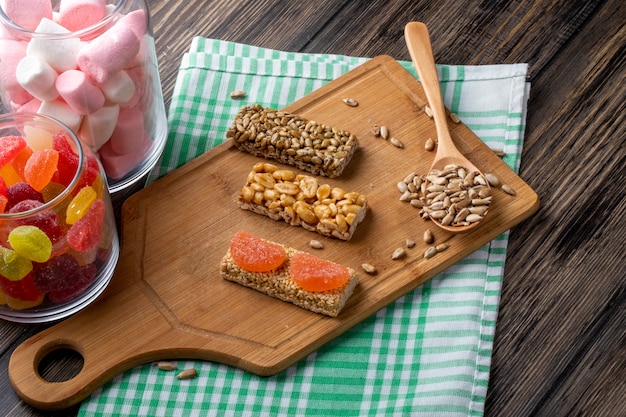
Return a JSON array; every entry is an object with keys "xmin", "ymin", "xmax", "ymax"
[
  {"xmin": 0, "ymin": 246, "xmax": 33, "ymax": 281},
  {"xmin": 8, "ymin": 225, "xmax": 53, "ymax": 263}
]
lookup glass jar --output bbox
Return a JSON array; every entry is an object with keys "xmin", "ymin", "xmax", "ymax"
[
  {"xmin": 0, "ymin": 0, "xmax": 168, "ymax": 193},
  {"xmin": 0, "ymin": 112, "xmax": 119, "ymax": 323}
]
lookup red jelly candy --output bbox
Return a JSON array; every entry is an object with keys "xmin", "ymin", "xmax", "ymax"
[
  {"xmin": 0, "ymin": 176, "xmax": 7, "ymax": 197},
  {"xmin": 48, "ymin": 263, "xmax": 97, "ymax": 303},
  {"xmin": 5, "ymin": 182, "xmax": 44, "ymax": 211},
  {"xmin": 229, "ymin": 230, "xmax": 286, "ymax": 272},
  {"xmin": 0, "ymin": 272, "xmax": 42, "ymax": 302},
  {"xmin": 53, "ymin": 132, "xmax": 79, "ymax": 186},
  {"xmin": 289, "ymin": 252, "xmax": 350, "ymax": 292},
  {"xmin": 33, "ymin": 253, "xmax": 81, "ymax": 293},
  {"xmin": 0, "ymin": 135, "xmax": 27, "ymax": 167},
  {"xmin": 67, "ymin": 199, "xmax": 105, "ymax": 252},
  {"xmin": 10, "ymin": 200, "xmax": 65, "ymax": 243}
]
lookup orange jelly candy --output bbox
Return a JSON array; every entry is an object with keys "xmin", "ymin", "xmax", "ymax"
[
  {"xmin": 230, "ymin": 230, "xmax": 287, "ymax": 273},
  {"xmin": 290, "ymin": 252, "xmax": 349, "ymax": 292},
  {"xmin": 24, "ymin": 149, "xmax": 59, "ymax": 192}
]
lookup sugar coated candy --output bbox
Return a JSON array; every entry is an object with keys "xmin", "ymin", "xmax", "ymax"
[
  {"xmin": 9, "ymin": 199, "xmax": 65, "ymax": 243},
  {"xmin": 8, "ymin": 225, "xmax": 53, "ymax": 263},
  {"xmin": 0, "ymin": 135, "xmax": 27, "ymax": 167},
  {"xmin": 66, "ymin": 185, "xmax": 96, "ymax": 224},
  {"xmin": 0, "ymin": 246, "xmax": 33, "ymax": 281},
  {"xmin": 6, "ymin": 182, "xmax": 44, "ymax": 211},
  {"xmin": 24, "ymin": 148, "xmax": 59, "ymax": 192},
  {"xmin": 48, "ymin": 263, "xmax": 97, "ymax": 303},
  {"xmin": 0, "ymin": 273, "xmax": 43, "ymax": 303},
  {"xmin": 67, "ymin": 198, "xmax": 105, "ymax": 252}
]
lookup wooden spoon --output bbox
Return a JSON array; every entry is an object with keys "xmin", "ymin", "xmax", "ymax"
[{"xmin": 404, "ymin": 21, "xmax": 490, "ymax": 233}]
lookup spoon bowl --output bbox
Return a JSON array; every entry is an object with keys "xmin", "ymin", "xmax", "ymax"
[{"xmin": 404, "ymin": 22, "xmax": 490, "ymax": 233}]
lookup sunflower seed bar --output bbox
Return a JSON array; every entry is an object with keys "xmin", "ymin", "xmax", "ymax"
[
  {"xmin": 226, "ymin": 104, "xmax": 358, "ymax": 178},
  {"xmin": 221, "ymin": 246, "xmax": 358, "ymax": 317},
  {"xmin": 238, "ymin": 162, "xmax": 368, "ymax": 241}
]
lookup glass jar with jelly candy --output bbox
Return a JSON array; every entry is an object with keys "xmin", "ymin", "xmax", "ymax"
[
  {"xmin": 0, "ymin": 112, "xmax": 119, "ymax": 322},
  {"xmin": 0, "ymin": 0, "xmax": 168, "ymax": 193}
]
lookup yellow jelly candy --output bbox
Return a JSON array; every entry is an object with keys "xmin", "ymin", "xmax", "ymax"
[
  {"xmin": 66, "ymin": 186, "xmax": 97, "ymax": 225},
  {"xmin": 8, "ymin": 225, "xmax": 53, "ymax": 263},
  {"xmin": 0, "ymin": 246, "xmax": 33, "ymax": 281}
]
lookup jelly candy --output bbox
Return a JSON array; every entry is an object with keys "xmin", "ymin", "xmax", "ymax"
[
  {"xmin": 229, "ymin": 230, "xmax": 286, "ymax": 272},
  {"xmin": 67, "ymin": 199, "xmax": 105, "ymax": 252},
  {"xmin": 33, "ymin": 253, "xmax": 81, "ymax": 293},
  {"xmin": 8, "ymin": 225, "xmax": 53, "ymax": 263},
  {"xmin": 0, "ymin": 175, "xmax": 7, "ymax": 197},
  {"xmin": 9, "ymin": 200, "xmax": 65, "ymax": 243},
  {"xmin": 0, "ymin": 273, "xmax": 42, "ymax": 302},
  {"xmin": 24, "ymin": 148, "xmax": 59, "ymax": 192},
  {"xmin": 289, "ymin": 252, "xmax": 350, "ymax": 292},
  {"xmin": 0, "ymin": 163, "xmax": 22, "ymax": 186},
  {"xmin": 52, "ymin": 132, "xmax": 99, "ymax": 188},
  {"xmin": 48, "ymin": 263, "xmax": 97, "ymax": 304},
  {"xmin": 0, "ymin": 135, "xmax": 27, "ymax": 167},
  {"xmin": 6, "ymin": 293, "xmax": 45, "ymax": 310},
  {"xmin": 6, "ymin": 182, "xmax": 44, "ymax": 211},
  {"xmin": 11, "ymin": 146, "xmax": 33, "ymax": 180},
  {"xmin": 66, "ymin": 186, "xmax": 96, "ymax": 224},
  {"xmin": 0, "ymin": 246, "xmax": 33, "ymax": 281},
  {"xmin": 0, "ymin": 288, "xmax": 6, "ymax": 305}
]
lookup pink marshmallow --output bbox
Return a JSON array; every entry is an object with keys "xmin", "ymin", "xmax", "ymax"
[
  {"xmin": 57, "ymin": 0, "xmax": 107, "ymax": 32},
  {"xmin": 78, "ymin": 103, "xmax": 119, "ymax": 150},
  {"xmin": 56, "ymin": 69, "xmax": 105, "ymax": 115},
  {"xmin": 0, "ymin": 0, "xmax": 53, "ymax": 31},
  {"xmin": 100, "ymin": 70, "xmax": 135, "ymax": 103},
  {"xmin": 38, "ymin": 99, "xmax": 83, "ymax": 133},
  {"xmin": 119, "ymin": 10, "xmax": 147, "ymax": 38},
  {"xmin": 14, "ymin": 98, "xmax": 43, "ymax": 114},
  {"xmin": 109, "ymin": 108, "xmax": 144, "ymax": 154},
  {"xmin": 16, "ymin": 55, "xmax": 59, "ymax": 101},
  {"xmin": 27, "ymin": 18, "xmax": 85, "ymax": 72},
  {"xmin": 77, "ymin": 19, "xmax": 140, "ymax": 83},
  {"xmin": 98, "ymin": 132, "xmax": 152, "ymax": 179},
  {"xmin": 0, "ymin": 39, "xmax": 27, "ymax": 92}
]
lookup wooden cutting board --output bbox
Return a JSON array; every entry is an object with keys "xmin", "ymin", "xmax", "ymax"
[{"xmin": 8, "ymin": 55, "xmax": 539, "ymax": 410}]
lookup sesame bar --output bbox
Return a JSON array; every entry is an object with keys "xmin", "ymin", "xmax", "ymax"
[
  {"xmin": 226, "ymin": 104, "xmax": 358, "ymax": 178},
  {"xmin": 221, "ymin": 246, "xmax": 358, "ymax": 317},
  {"xmin": 238, "ymin": 162, "xmax": 368, "ymax": 241}
]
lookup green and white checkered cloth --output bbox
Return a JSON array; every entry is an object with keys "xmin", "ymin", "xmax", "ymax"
[{"xmin": 79, "ymin": 38, "xmax": 529, "ymax": 417}]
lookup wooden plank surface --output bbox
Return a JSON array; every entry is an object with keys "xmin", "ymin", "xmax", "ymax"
[{"xmin": 1, "ymin": 0, "xmax": 624, "ymax": 416}]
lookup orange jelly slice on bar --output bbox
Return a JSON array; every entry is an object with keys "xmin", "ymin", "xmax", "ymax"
[
  {"xmin": 230, "ymin": 230, "xmax": 286, "ymax": 273},
  {"xmin": 290, "ymin": 252, "xmax": 349, "ymax": 292}
]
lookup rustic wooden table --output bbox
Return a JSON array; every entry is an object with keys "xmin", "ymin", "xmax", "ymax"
[{"xmin": 1, "ymin": 0, "xmax": 624, "ymax": 416}]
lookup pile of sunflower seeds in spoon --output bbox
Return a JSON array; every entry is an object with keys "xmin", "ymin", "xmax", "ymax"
[{"xmin": 397, "ymin": 164, "xmax": 492, "ymax": 227}]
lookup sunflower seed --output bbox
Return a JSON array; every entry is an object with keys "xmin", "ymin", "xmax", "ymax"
[
  {"xmin": 501, "ymin": 184, "xmax": 517, "ymax": 196},
  {"xmin": 436, "ymin": 242, "xmax": 449, "ymax": 252},
  {"xmin": 424, "ymin": 246, "xmax": 437, "ymax": 259},
  {"xmin": 342, "ymin": 98, "xmax": 358, "ymax": 107},
  {"xmin": 390, "ymin": 137, "xmax": 404, "ymax": 148},
  {"xmin": 450, "ymin": 113, "xmax": 461, "ymax": 123},
  {"xmin": 380, "ymin": 125, "xmax": 389, "ymax": 140},
  {"xmin": 309, "ymin": 239, "xmax": 324, "ymax": 249},
  {"xmin": 157, "ymin": 361, "xmax": 177, "ymax": 371},
  {"xmin": 490, "ymin": 147, "xmax": 506, "ymax": 157},
  {"xmin": 423, "ymin": 229, "xmax": 434, "ymax": 244},
  {"xmin": 406, "ymin": 238, "xmax": 416, "ymax": 248},
  {"xmin": 177, "ymin": 368, "xmax": 197, "ymax": 380},
  {"xmin": 424, "ymin": 105, "xmax": 433, "ymax": 118},
  {"xmin": 392, "ymin": 247, "xmax": 407, "ymax": 260},
  {"xmin": 361, "ymin": 263, "xmax": 377, "ymax": 274},
  {"xmin": 425, "ymin": 138, "xmax": 436, "ymax": 151},
  {"xmin": 484, "ymin": 173, "xmax": 500, "ymax": 187},
  {"xmin": 230, "ymin": 90, "xmax": 246, "ymax": 99}
]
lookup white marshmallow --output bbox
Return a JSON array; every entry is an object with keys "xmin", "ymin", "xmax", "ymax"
[
  {"xmin": 78, "ymin": 103, "xmax": 119, "ymax": 150},
  {"xmin": 38, "ymin": 100, "xmax": 83, "ymax": 133},
  {"xmin": 26, "ymin": 18, "xmax": 85, "ymax": 72},
  {"xmin": 100, "ymin": 70, "xmax": 135, "ymax": 103},
  {"xmin": 16, "ymin": 55, "xmax": 59, "ymax": 101}
]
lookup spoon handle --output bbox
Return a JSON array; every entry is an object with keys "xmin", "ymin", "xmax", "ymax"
[{"xmin": 404, "ymin": 22, "xmax": 456, "ymax": 153}]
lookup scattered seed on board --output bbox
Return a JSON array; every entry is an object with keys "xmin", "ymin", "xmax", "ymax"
[
  {"xmin": 424, "ymin": 105, "xmax": 433, "ymax": 118},
  {"xmin": 425, "ymin": 137, "xmax": 436, "ymax": 151},
  {"xmin": 373, "ymin": 125, "xmax": 381, "ymax": 136},
  {"xmin": 406, "ymin": 239, "xmax": 416, "ymax": 248},
  {"xmin": 424, "ymin": 246, "xmax": 437, "ymax": 259},
  {"xmin": 309, "ymin": 239, "xmax": 324, "ymax": 249},
  {"xmin": 423, "ymin": 229, "xmax": 434, "ymax": 244},
  {"xmin": 392, "ymin": 247, "xmax": 407, "ymax": 260},
  {"xmin": 361, "ymin": 263, "xmax": 377, "ymax": 274},
  {"xmin": 436, "ymin": 243, "xmax": 449, "ymax": 252},
  {"xmin": 380, "ymin": 125, "xmax": 389, "ymax": 140},
  {"xmin": 157, "ymin": 361, "xmax": 177, "ymax": 371},
  {"xmin": 342, "ymin": 98, "xmax": 358, "ymax": 107},
  {"xmin": 501, "ymin": 184, "xmax": 517, "ymax": 196},
  {"xmin": 230, "ymin": 90, "xmax": 246, "ymax": 99},
  {"xmin": 176, "ymin": 368, "xmax": 197, "ymax": 380},
  {"xmin": 449, "ymin": 113, "xmax": 461, "ymax": 123},
  {"xmin": 484, "ymin": 173, "xmax": 500, "ymax": 187},
  {"xmin": 390, "ymin": 137, "xmax": 404, "ymax": 148}
]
